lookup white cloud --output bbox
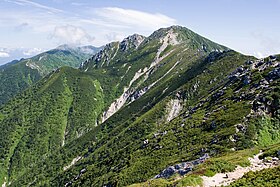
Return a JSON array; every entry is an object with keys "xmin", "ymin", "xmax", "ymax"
[
  {"xmin": 0, "ymin": 52, "xmax": 10, "ymax": 57},
  {"xmin": 71, "ymin": 2, "xmax": 87, "ymax": 6},
  {"xmin": 105, "ymin": 32, "xmax": 126, "ymax": 42},
  {"xmin": 23, "ymin": 48, "xmax": 44, "ymax": 56},
  {"xmin": 51, "ymin": 25, "xmax": 95, "ymax": 45},
  {"xmin": 5, "ymin": 0, "xmax": 64, "ymax": 13},
  {"xmin": 0, "ymin": 2, "xmax": 178, "ymax": 48},
  {"xmin": 95, "ymin": 7, "xmax": 177, "ymax": 30}
]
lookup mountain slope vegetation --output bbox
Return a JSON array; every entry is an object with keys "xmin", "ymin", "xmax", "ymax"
[
  {"xmin": 0, "ymin": 26, "xmax": 279, "ymax": 186},
  {"xmin": 0, "ymin": 45, "xmax": 101, "ymax": 106}
]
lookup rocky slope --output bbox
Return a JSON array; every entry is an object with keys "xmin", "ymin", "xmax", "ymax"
[
  {"xmin": 0, "ymin": 45, "xmax": 101, "ymax": 106},
  {"xmin": 0, "ymin": 26, "xmax": 279, "ymax": 186}
]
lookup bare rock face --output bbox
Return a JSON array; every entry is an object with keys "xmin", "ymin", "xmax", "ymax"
[
  {"xmin": 154, "ymin": 154, "xmax": 209, "ymax": 179},
  {"xmin": 101, "ymin": 31, "xmax": 180, "ymax": 123},
  {"xmin": 268, "ymin": 67, "xmax": 280, "ymax": 80},
  {"xmin": 166, "ymin": 99, "xmax": 182, "ymax": 122},
  {"xmin": 120, "ymin": 34, "xmax": 145, "ymax": 51},
  {"xmin": 80, "ymin": 43, "xmax": 115, "ymax": 69},
  {"xmin": 80, "ymin": 34, "xmax": 145, "ymax": 69}
]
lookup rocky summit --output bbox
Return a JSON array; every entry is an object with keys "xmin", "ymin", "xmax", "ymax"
[{"xmin": 0, "ymin": 26, "xmax": 279, "ymax": 187}]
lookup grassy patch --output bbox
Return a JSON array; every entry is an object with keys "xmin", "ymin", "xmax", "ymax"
[
  {"xmin": 259, "ymin": 143, "xmax": 280, "ymax": 159},
  {"xmin": 128, "ymin": 178, "xmax": 171, "ymax": 187},
  {"xmin": 195, "ymin": 148, "xmax": 258, "ymax": 176},
  {"xmin": 229, "ymin": 166, "xmax": 280, "ymax": 187},
  {"xmin": 175, "ymin": 175, "xmax": 203, "ymax": 187}
]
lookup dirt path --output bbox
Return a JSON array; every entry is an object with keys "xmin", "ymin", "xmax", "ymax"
[{"xmin": 201, "ymin": 151, "xmax": 279, "ymax": 187}]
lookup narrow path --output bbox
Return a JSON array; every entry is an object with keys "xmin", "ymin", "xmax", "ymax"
[{"xmin": 201, "ymin": 151, "xmax": 279, "ymax": 187}]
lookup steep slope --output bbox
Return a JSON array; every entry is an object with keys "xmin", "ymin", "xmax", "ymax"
[
  {"xmin": 1, "ymin": 26, "xmax": 279, "ymax": 186},
  {"xmin": 0, "ymin": 45, "xmax": 101, "ymax": 106},
  {"xmin": 0, "ymin": 67, "xmax": 105, "ymax": 185},
  {"xmin": 80, "ymin": 26, "xmax": 227, "ymax": 123},
  {"xmin": 65, "ymin": 53, "xmax": 277, "ymax": 187}
]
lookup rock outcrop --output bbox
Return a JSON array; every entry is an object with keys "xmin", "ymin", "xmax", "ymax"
[{"xmin": 154, "ymin": 154, "xmax": 209, "ymax": 179}]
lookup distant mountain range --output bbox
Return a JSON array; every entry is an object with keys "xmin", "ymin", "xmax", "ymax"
[
  {"xmin": 0, "ymin": 47, "xmax": 39, "ymax": 65},
  {"xmin": 0, "ymin": 45, "xmax": 103, "ymax": 66},
  {"xmin": 0, "ymin": 26, "xmax": 279, "ymax": 187},
  {"xmin": 0, "ymin": 44, "xmax": 102, "ymax": 106}
]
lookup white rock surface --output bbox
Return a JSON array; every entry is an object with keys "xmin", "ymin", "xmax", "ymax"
[
  {"xmin": 101, "ymin": 29, "xmax": 179, "ymax": 123},
  {"xmin": 26, "ymin": 59, "xmax": 40, "ymax": 71},
  {"xmin": 166, "ymin": 99, "xmax": 182, "ymax": 122},
  {"xmin": 63, "ymin": 156, "xmax": 82, "ymax": 171}
]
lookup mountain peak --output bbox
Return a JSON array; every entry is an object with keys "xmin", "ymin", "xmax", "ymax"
[
  {"xmin": 150, "ymin": 25, "xmax": 184, "ymax": 38},
  {"xmin": 80, "ymin": 25, "xmax": 229, "ymax": 71},
  {"xmin": 80, "ymin": 34, "xmax": 145, "ymax": 69},
  {"xmin": 120, "ymin": 33, "xmax": 145, "ymax": 51},
  {"xmin": 150, "ymin": 25, "xmax": 229, "ymax": 53}
]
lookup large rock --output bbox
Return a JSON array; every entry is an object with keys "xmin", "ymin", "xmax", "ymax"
[{"xmin": 154, "ymin": 154, "xmax": 209, "ymax": 179}]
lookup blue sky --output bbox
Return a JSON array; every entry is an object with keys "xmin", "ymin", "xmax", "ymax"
[{"xmin": 0, "ymin": 0, "xmax": 279, "ymax": 64}]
